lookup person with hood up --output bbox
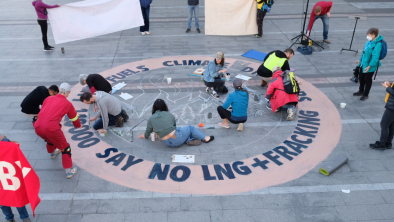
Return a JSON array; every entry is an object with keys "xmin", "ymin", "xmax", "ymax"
[
  {"xmin": 80, "ymin": 91, "xmax": 128, "ymax": 134},
  {"xmin": 257, "ymin": 48, "xmax": 294, "ymax": 87},
  {"xmin": 34, "ymin": 83, "xmax": 81, "ymax": 179},
  {"xmin": 217, "ymin": 78, "xmax": 249, "ymax": 131},
  {"xmin": 265, "ymin": 68, "xmax": 300, "ymax": 121},
  {"xmin": 79, "ymin": 74, "xmax": 112, "ymax": 94},
  {"xmin": 32, "ymin": 0, "xmax": 60, "ymax": 51}
]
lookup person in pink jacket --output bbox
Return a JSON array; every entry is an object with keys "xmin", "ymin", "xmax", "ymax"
[{"xmin": 32, "ymin": 0, "xmax": 60, "ymax": 51}]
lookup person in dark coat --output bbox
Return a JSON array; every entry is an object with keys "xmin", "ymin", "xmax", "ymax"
[
  {"xmin": 79, "ymin": 74, "xmax": 112, "ymax": 94},
  {"xmin": 20, "ymin": 85, "xmax": 59, "ymax": 122}
]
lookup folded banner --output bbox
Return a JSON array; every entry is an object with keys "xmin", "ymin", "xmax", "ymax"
[
  {"xmin": 48, "ymin": 0, "xmax": 144, "ymax": 44},
  {"xmin": 205, "ymin": 0, "xmax": 257, "ymax": 35},
  {"xmin": 0, "ymin": 142, "xmax": 41, "ymax": 216}
]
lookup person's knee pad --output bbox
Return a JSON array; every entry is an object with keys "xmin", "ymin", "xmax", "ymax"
[{"xmin": 61, "ymin": 145, "xmax": 72, "ymax": 157}]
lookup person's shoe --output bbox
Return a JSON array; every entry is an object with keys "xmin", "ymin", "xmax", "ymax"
[
  {"xmin": 141, "ymin": 32, "xmax": 146, "ymax": 35},
  {"xmin": 386, "ymin": 142, "xmax": 392, "ymax": 149},
  {"xmin": 145, "ymin": 31, "xmax": 150, "ymax": 35},
  {"xmin": 211, "ymin": 92, "xmax": 220, "ymax": 99},
  {"xmin": 23, "ymin": 218, "xmax": 32, "ymax": 222},
  {"xmin": 187, "ymin": 139, "xmax": 202, "ymax": 146},
  {"xmin": 204, "ymin": 136, "xmax": 214, "ymax": 143},
  {"xmin": 261, "ymin": 79, "xmax": 268, "ymax": 87},
  {"xmin": 48, "ymin": 45, "xmax": 55, "ymax": 49},
  {"xmin": 266, "ymin": 102, "xmax": 279, "ymax": 112},
  {"xmin": 323, "ymin": 39, "xmax": 331, "ymax": 44},
  {"xmin": 218, "ymin": 122, "xmax": 230, "ymax": 129},
  {"xmin": 65, "ymin": 167, "xmax": 78, "ymax": 179},
  {"xmin": 360, "ymin": 95, "xmax": 369, "ymax": 101},
  {"xmin": 196, "ymin": 29, "xmax": 201, "ymax": 33},
  {"xmin": 186, "ymin": 29, "xmax": 191, "ymax": 33},
  {"xmin": 237, "ymin": 123, "xmax": 244, "ymax": 131},
  {"xmin": 254, "ymin": 34, "xmax": 262, "ymax": 38},
  {"xmin": 7, "ymin": 219, "xmax": 16, "ymax": 222},
  {"xmin": 286, "ymin": 107, "xmax": 295, "ymax": 121},
  {"xmin": 353, "ymin": 91, "xmax": 363, "ymax": 96},
  {"xmin": 370, "ymin": 141, "xmax": 386, "ymax": 150},
  {"xmin": 115, "ymin": 116, "xmax": 124, "ymax": 127},
  {"xmin": 121, "ymin": 109, "xmax": 129, "ymax": 122},
  {"xmin": 205, "ymin": 87, "xmax": 211, "ymax": 94},
  {"xmin": 50, "ymin": 148, "xmax": 61, "ymax": 159},
  {"xmin": 44, "ymin": 47, "xmax": 54, "ymax": 51}
]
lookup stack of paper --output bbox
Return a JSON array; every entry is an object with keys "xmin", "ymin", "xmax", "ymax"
[
  {"xmin": 235, "ymin": 74, "xmax": 252, "ymax": 81},
  {"xmin": 119, "ymin": 92, "xmax": 133, "ymax": 100},
  {"xmin": 112, "ymin": 82, "xmax": 127, "ymax": 90},
  {"xmin": 172, "ymin": 155, "xmax": 195, "ymax": 163},
  {"xmin": 193, "ymin": 68, "xmax": 205, "ymax": 75}
]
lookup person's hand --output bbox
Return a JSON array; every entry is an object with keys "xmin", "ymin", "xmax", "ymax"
[
  {"xmin": 385, "ymin": 81, "xmax": 390, "ymax": 86},
  {"xmin": 98, "ymin": 129, "xmax": 106, "ymax": 134},
  {"xmin": 93, "ymin": 104, "xmax": 98, "ymax": 112},
  {"xmin": 0, "ymin": 135, "xmax": 5, "ymax": 141},
  {"xmin": 356, "ymin": 60, "xmax": 359, "ymax": 65},
  {"xmin": 297, "ymin": 81, "xmax": 302, "ymax": 85},
  {"xmin": 327, "ymin": 12, "xmax": 330, "ymax": 18},
  {"xmin": 382, "ymin": 82, "xmax": 390, "ymax": 88},
  {"xmin": 138, "ymin": 134, "xmax": 145, "ymax": 139},
  {"xmin": 89, "ymin": 117, "xmax": 97, "ymax": 122},
  {"xmin": 364, "ymin": 66, "xmax": 370, "ymax": 72},
  {"xmin": 306, "ymin": 31, "xmax": 310, "ymax": 37},
  {"xmin": 58, "ymin": 4, "xmax": 61, "ymax": 7},
  {"xmin": 222, "ymin": 69, "xmax": 227, "ymax": 73}
]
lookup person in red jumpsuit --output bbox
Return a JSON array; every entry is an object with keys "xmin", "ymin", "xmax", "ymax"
[{"xmin": 34, "ymin": 83, "xmax": 82, "ymax": 179}]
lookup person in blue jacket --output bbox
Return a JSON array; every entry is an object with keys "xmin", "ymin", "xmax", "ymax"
[
  {"xmin": 204, "ymin": 52, "xmax": 228, "ymax": 99},
  {"xmin": 140, "ymin": 0, "xmax": 152, "ymax": 35},
  {"xmin": 353, "ymin": 28, "xmax": 384, "ymax": 101},
  {"xmin": 216, "ymin": 78, "xmax": 249, "ymax": 131}
]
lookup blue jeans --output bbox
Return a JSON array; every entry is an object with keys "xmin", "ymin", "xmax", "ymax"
[
  {"xmin": 93, "ymin": 112, "xmax": 122, "ymax": 130},
  {"xmin": 163, "ymin": 126, "xmax": 206, "ymax": 147},
  {"xmin": 308, "ymin": 14, "xmax": 329, "ymax": 40},
  {"xmin": 0, "ymin": 205, "xmax": 29, "ymax": 220},
  {"xmin": 140, "ymin": 7, "xmax": 150, "ymax": 32},
  {"xmin": 187, "ymin": 5, "xmax": 199, "ymax": 29}
]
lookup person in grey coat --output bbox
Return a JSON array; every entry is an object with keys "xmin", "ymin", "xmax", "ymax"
[{"xmin": 186, "ymin": 0, "xmax": 200, "ymax": 33}]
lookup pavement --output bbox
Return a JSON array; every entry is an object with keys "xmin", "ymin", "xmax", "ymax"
[{"xmin": 1, "ymin": 0, "xmax": 394, "ymax": 221}]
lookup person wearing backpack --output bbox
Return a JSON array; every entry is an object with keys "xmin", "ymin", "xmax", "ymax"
[
  {"xmin": 254, "ymin": 0, "xmax": 273, "ymax": 38},
  {"xmin": 32, "ymin": 0, "xmax": 61, "ymax": 51},
  {"xmin": 353, "ymin": 28, "xmax": 385, "ymax": 101},
  {"xmin": 265, "ymin": 69, "xmax": 301, "ymax": 121}
]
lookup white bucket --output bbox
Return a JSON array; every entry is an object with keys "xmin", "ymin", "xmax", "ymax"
[
  {"xmin": 167, "ymin": 78, "xmax": 172, "ymax": 84},
  {"xmin": 340, "ymin": 103, "xmax": 346, "ymax": 109}
]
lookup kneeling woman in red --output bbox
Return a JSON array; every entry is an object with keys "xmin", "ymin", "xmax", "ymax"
[{"xmin": 34, "ymin": 83, "xmax": 82, "ymax": 179}]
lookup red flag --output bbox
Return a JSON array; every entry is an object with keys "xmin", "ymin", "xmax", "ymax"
[{"xmin": 0, "ymin": 141, "xmax": 41, "ymax": 216}]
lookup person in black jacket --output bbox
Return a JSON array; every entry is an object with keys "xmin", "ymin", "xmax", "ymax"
[
  {"xmin": 370, "ymin": 81, "xmax": 394, "ymax": 150},
  {"xmin": 257, "ymin": 48, "xmax": 293, "ymax": 87},
  {"xmin": 20, "ymin": 85, "xmax": 59, "ymax": 123},
  {"xmin": 186, "ymin": 0, "xmax": 200, "ymax": 33},
  {"xmin": 79, "ymin": 74, "xmax": 112, "ymax": 94}
]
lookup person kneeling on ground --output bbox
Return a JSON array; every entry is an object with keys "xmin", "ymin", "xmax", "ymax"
[
  {"xmin": 370, "ymin": 81, "xmax": 394, "ymax": 150},
  {"xmin": 138, "ymin": 99, "xmax": 214, "ymax": 147},
  {"xmin": 79, "ymin": 73, "xmax": 112, "ymax": 94},
  {"xmin": 217, "ymin": 78, "xmax": 249, "ymax": 131},
  {"xmin": 20, "ymin": 85, "xmax": 59, "ymax": 123},
  {"xmin": 203, "ymin": 52, "xmax": 228, "ymax": 99},
  {"xmin": 257, "ymin": 48, "xmax": 294, "ymax": 87},
  {"xmin": 265, "ymin": 70, "xmax": 300, "ymax": 121},
  {"xmin": 80, "ymin": 92, "xmax": 129, "ymax": 135}
]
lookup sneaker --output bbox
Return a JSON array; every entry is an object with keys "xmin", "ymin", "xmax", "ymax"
[
  {"xmin": 323, "ymin": 39, "xmax": 331, "ymax": 44},
  {"xmin": 386, "ymin": 142, "xmax": 392, "ymax": 149},
  {"xmin": 145, "ymin": 31, "xmax": 150, "ymax": 35},
  {"xmin": 186, "ymin": 28, "xmax": 191, "ymax": 33},
  {"xmin": 205, "ymin": 87, "xmax": 211, "ymax": 94},
  {"xmin": 23, "ymin": 218, "xmax": 31, "ymax": 222},
  {"xmin": 237, "ymin": 123, "xmax": 244, "ymax": 131},
  {"xmin": 44, "ymin": 47, "xmax": 54, "ymax": 51},
  {"xmin": 211, "ymin": 92, "xmax": 219, "ymax": 99},
  {"xmin": 286, "ymin": 107, "xmax": 295, "ymax": 121},
  {"xmin": 48, "ymin": 45, "xmax": 55, "ymax": 49},
  {"xmin": 196, "ymin": 29, "xmax": 201, "ymax": 33},
  {"xmin": 121, "ymin": 109, "xmax": 129, "ymax": 122},
  {"xmin": 370, "ymin": 141, "xmax": 386, "ymax": 150},
  {"xmin": 141, "ymin": 32, "xmax": 146, "ymax": 35},
  {"xmin": 187, "ymin": 139, "xmax": 202, "ymax": 146},
  {"xmin": 261, "ymin": 79, "xmax": 268, "ymax": 87},
  {"xmin": 7, "ymin": 219, "xmax": 16, "ymax": 222},
  {"xmin": 50, "ymin": 148, "xmax": 61, "ymax": 159},
  {"xmin": 266, "ymin": 102, "xmax": 279, "ymax": 112},
  {"xmin": 360, "ymin": 95, "xmax": 368, "ymax": 101},
  {"xmin": 254, "ymin": 34, "xmax": 262, "ymax": 38},
  {"xmin": 65, "ymin": 167, "xmax": 78, "ymax": 179},
  {"xmin": 115, "ymin": 116, "xmax": 124, "ymax": 127},
  {"xmin": 353, "ymin": 91, "xmax": 363, "ymax": 96}
]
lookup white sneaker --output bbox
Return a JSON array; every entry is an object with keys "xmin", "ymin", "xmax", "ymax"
[
  {"xmin": 145, "ymin": 31, "xmax": 150, "ymax": 35},
  {"xmin": 211, "ymin": 92, "xmax": 219, "ymax": 99},
  {"xmin": 286, "ymin": 107, "xmax": 295, "ymax": 121},
  {"xmin": 205, "ymin": 87, "xmax": 211, "ymax": 93},
  {"xmin": 141, "ymin": 32, "xmax": 146, "ymax": 35},
  {"xmin": 65, "ymin": 167, "xmax": 78, "ymax": 179},
  {"xmin": 237, "ymin": 123, "xmax": 244, "ymax": 131},
  {"xmin": 50, "ymin": 148, "xmax": 61, "ymax": 159}
]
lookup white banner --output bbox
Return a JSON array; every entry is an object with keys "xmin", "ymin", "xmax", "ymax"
[{"xmin": 48, "ymin": 0, "xmax": 144, "ymax": 44}]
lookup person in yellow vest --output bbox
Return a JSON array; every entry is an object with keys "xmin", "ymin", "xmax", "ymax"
[
  {"xmin": 257, "ymin": 48, "xmax": 294, "ymax": 87},
  {"xmin": 370, "ymin": 81, "xmax": 394, "ymax": 150}
]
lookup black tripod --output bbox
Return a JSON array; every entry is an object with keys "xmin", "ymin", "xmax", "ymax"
[
  {"xmin": 340, "ymin": 16, "xmax": 360, "ymax": 55},
  {"xmin": 290, "ymin": 0, "xmax": 323, "ymax": 49}
]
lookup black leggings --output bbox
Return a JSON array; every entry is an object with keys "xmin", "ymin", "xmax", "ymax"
[
  {"xmin": 359, "ymin": 72, "xmax": 374, "ymax": 96},
  {"xmin": 204, "ymin": 77, "xmax": 225, "ymax": 93},
  {"xmin": 217, "ymin": 106, "xmax": 247, "ymax": 124},
  {"xmin": 37, "ymin": 19, "xmax": 49, "ymax": 48},
  {"xmin": 257, "ymin": 9, "xmax": 267, "ymax": 36}
]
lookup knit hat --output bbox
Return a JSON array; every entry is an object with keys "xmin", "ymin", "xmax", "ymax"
[
  {"xmin": 59, "ymin": 83, "xmax": 71, "ymax": 94},
  {"xmin": 233, "ymin": 78, "xmax": 243, "ymax": 89},
  {"xmin": 216, "ymin": 52, "xmax": 224, "ymax": 60},
  {"xmin": 79, "ymin": 74, "xmax": 88, "ymax": 85}
]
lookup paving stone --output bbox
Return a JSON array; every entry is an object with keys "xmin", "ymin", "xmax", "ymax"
[
  {"xmin": 220, "ymin": 195, "xmax": 262, "ymax": 210},
  {"xmin": 139, "ymin": 198, "xmax": 181, "ymax": 212},
  {"xmin": 294, "ymin": 206, "xmax": 344, "ymax": 222},
  {"xmin": 335, "ymin": 205, "xmax": 385, "ymax": 221},
  {"xmin": 168, "ymin": 211, "xmax": 210, "ymax": 222},
  {"xmin": 180, "ymin": 196, "xmax": 222, "ymax": 211},
  {"xmin": 252, "ymin": 208, "xmax": 297, "ymax": 222},
  {"xmin": 125, "ymin": 212, "xmax": 168, "ymax": 222},
  {"xmin": 340, "ymin": 190, "xmax": 386, "ymax": 205},
  {"xmin": 37, "ymin": 215, "xmax": 68, "ymax": 222},
  {"xmin": 296, "ymin": 192, "xmax": 346, "ymax": 207},
  {"xmin": 71, "ymin": 200, "xmax": 100, "ymax": 214},
  {"xmin": 97, "ymin": 199, "xmax": 140, "ymax": 213},
  {"xmin": 210, "ymin": 209, "xmax": 255, "ymax": 222},
  {"xmin": 80, "ymin": 213, "xmax": 125, "ymax": 222}
]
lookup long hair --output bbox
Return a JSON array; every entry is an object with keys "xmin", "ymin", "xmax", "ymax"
[
  {"xmin": 235, "ymin": 85, "xmax": 249, "ymax": 95},
  {"xmin": 152, "ymin": 99, "xmax": 169, "ymax": 114},
  {"xmin": 214, "ymin": 58, "xmax": 225, "ymax": 67}
]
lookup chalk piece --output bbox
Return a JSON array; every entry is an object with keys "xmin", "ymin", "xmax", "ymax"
[
  {"xmin": 119, "ymin": 92, "xmax": 133, "ymax": 100},
  {"xmin": 61, "ymin": 47, "xmax": 65, "ymax": 53},
  {"xmin": 342, "ymin": 189, "xmax": 350, "ymax": 193},
  {"xmin": 199, "ymin": 123, "xmax": 204, "ymax": 127},
  {"xmin": 112, "ymin": 82, "xmax": 127, "ymax": 90},
  {"xmin": 172, "ymin": 155, "xmax": 195, "ymax": 163},
  {"xmin": 207, "ymin": 127, "xmax": 215, "ymax": 129}
]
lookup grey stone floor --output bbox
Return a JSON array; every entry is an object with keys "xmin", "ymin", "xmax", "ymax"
[{"xmin": 1, "ymin": 0, "xmax": 394, "ymax": 221}]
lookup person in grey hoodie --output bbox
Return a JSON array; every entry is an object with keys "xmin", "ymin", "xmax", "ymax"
[{"xmin": 80, "ymin": 92, "xmax": 129, "ymax": 133}]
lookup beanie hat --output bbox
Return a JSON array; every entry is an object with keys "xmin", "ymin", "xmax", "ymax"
[
  {"xmin": 59, "ymin": 82, "xmax": 71, "ymax": 94},
  {"xmin": 233, "ymin": 78, "xmax": 243, "ymax": 89},
  {"xmin": 79, "ymin": 74, "xmax": 89, "ymax": 85}
]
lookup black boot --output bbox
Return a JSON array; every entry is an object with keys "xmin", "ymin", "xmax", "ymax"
[
  {"xmin": 353, "ymin": 91, "xmax": 363, "ymax": 96},
  {"xmin": 386, "ymin": 142, "xmax": 392, "ymax": 149},
  {"xmin": 370, "ymin": 141, "xmax": 386, "ymax": 150}
]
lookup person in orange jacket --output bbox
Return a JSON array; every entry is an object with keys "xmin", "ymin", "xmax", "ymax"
[{"xmin": 34, "ymin": 83, "xmax": 82, "ymax": 179}]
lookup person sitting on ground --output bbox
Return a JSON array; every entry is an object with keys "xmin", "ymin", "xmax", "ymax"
[
  {"xmin": 20, "ymin": 85, "xmax": 59, "ymax": 123},
  {"xmin": 203, "ymin": 52, "xmax": 228, "ymax": 99},
  {"xmin": 138, "ymin": 99, "xmax": 214, "ymax": 147},
  {"xmin": 217, "ymin": 78, "xmax": 249, "ymax": 131},
  {"xmin": 265, "ymin": 69, "xmax": 300, "ymax": 121},
  {"xmin": 79, "ymin": 74, "xmax": 112, "ymax": 94},
  {"xmin": 80, "ymin": 91, "xmax": 129, "ymax": 134},
  {"xmin": 370, "ymin": 81, "xmax": 394, "ymax": 150},
  {"xmin": 257, "ymin": 48, "xmax": 294, "ymax": 87}
]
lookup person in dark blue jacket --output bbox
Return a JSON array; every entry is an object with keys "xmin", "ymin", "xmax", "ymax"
[
  {"xmin": 140, "ymin": 0, "xmax": 152, "ymax": 35},
  {"xmin": 217, "ymin": 78, "xmax": 249, "ymax": 131}
]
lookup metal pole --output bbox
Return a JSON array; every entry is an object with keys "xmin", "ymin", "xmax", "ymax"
[{"xmin": 348, "ymin": 17, "xmax": 359, "ymax": 50}]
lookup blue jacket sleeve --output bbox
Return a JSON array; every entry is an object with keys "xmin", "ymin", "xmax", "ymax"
[
  {"xmin": 368, "ymin": 42, "xmax": 382, "ymax": 68},
  {"xmin": 208, "ymin": 62, "xmax": 220, "ymax": 78},
  {"xmin": 222, "ymin": 93, "xmax": 234, "ymax": 109}
]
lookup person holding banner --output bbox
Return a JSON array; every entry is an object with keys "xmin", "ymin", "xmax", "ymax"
[{"xmin": 32, "ymin": 0, "xmax": 61, "ymax": 51}]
